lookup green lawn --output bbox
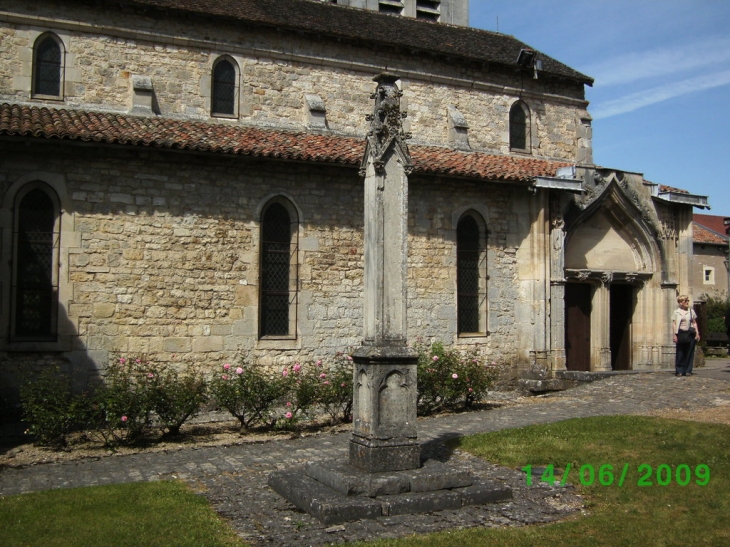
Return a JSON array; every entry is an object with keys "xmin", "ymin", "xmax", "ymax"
[
  {"xmin": 0, "ymin": 480, "xmax": 244, "ymax": 547},
  {"xmin": 357, "ymin": 415, "xmax": 730, "ymax": 547},
  {"xmin": 2, "ymin": 415, "xmax": 728, "ymax": 547}
]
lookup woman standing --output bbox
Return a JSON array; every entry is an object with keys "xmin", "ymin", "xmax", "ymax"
[{"xmin": 671, "ymin": 295, "xmax": 700, "ymax": 377}]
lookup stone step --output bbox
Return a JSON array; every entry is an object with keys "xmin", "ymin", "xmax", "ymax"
[
  {"xmin": 304, "ymin": 458, "xmax": 472, "ymax": 497},
  {"xmin": 268, "ymin": 461, "xmax": 512, "ymax": 525}
]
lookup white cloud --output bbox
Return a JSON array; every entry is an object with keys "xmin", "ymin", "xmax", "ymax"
[
  {"xmin": 591, "ymin": 69, "xmax": 730, "ymax": 120},
  {"xmin": 586, "ymin": 36, "xmax": 730, "ymax": 87}
]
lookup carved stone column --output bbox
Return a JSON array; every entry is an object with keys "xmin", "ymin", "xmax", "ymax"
[
  {"xmin": 350, "ymin": 74, "xmax": 420, "ymax": 473},
  {"xmin": 549, "ymin": 196, "xmax": 567, "ymax": 370}
]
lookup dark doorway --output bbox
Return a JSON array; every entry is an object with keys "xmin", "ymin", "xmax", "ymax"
[
  {"xmin": 610, "ymin": 284, "xmax": 634, "ymax": 370},
  {"xmin": 565, "ymin": 283, "xmax": 592, "ymax": 371}
]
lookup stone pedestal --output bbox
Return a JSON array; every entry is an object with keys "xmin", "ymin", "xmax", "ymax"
[{"xmin": 349, "ymin": 345, "xmax": 420, "ymax": 472}]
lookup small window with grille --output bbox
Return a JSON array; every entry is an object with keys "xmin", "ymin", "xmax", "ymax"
[
  {"xmin": 11, "ymin": 185, "xmax": 60, "ymax": 340},
  {"xmin": 509, "ymin": 101, "xmax": 531, "ymax": 152},
  {"xmin": 260, "ymin": 201, "xmax": 298, "ymax": 338},
  {"xmin": 33, "ymin": 33, "xmax": 64, "ymax": 98},
  {"xmin": 211, "ymin": 57, "xmax": 238, "ymax": 117},
  {"xmin": 457, "ymin": 212, "xmax": 488, "ymax": 336}
]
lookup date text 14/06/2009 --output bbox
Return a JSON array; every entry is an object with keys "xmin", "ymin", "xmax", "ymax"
[{"xmin": 521, "ymin": 464, "xmax": 710, "ymax": 487}]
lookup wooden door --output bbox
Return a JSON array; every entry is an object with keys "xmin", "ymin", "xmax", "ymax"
[
  {"xmin": 565, "ymin": 283, "xmax": 591, "ymax": 371},
  {"xmin": 610, "ymin": 284, "xmax": 633, "ymax": 370}
]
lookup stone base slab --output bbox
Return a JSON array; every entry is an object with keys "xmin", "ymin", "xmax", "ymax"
[
  {"xmin": 349, "ymin": 437, "xmax": 421, "ymax": 472},
  {"xmin": 267, "ymin": 460, "xmax": 512, "ymax": 525},
  {"xmin": 305, "ymin": 458, "xmax": 472, "ymax": 497}
]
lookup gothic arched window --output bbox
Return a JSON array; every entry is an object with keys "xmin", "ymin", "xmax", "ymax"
[
  {"xmin": 260, "ymin": 200, "xmax": 298, "ymax": 337},
  {"xmin": 457, "ymin": 211, "xmax": 488, "ymax": 335},
  {"xmin": 33, "ymin": 33, "xmax": 64, "ymax": 98},
  {"xmin": 509, "ymin": 101, "xmax": 530, "ymax": 152},
  {"xmin": 11, "ymin": 184, "xmax": 61, "ymax": 339},
  {"xmin": 211, "ymin": 57, "xmax": 238, "ymax": 117}
]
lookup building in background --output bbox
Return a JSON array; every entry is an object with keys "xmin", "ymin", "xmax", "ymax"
[
  {"xmin": 0, "ymin": 0, "xmax": 710, "ymax": 405},
  {"xmin": 693, "ymin": 214, "xmax": 730, "ymax": 300}
]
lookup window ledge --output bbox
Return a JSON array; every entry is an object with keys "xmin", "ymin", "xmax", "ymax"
[
  {"xmin": 31, "ymin": 94, "xmax": 64, "ymax": 102},
  {"xmin": 256, "ymin": 337, "xmax": 301, "ymax": 351},
  {"xmin": 457, "ymin": 332, "xmax": 489, "ymax": 341},
  {"xmin": 211, "ymin": 112, "xmax": 238, "ymax": 120},
  {"xmin": 2, "ymin": 338, "xmax": 72, "ymax": 353}
]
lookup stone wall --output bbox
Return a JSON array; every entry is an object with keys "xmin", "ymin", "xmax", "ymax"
[
  {"xmin": 0, "ymin": 0, "xmax": 587, "ymax": 161},
  {"xmin": 0, "ymin": 141, "xmax": 528, "ymax": 395}
]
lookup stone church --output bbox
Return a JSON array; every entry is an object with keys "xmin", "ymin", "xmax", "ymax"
[{"xmin": 0, "ymin": 0, "xmax": 709, "ymax": 400}]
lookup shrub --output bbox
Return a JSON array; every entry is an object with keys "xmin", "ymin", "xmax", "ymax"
[
  {"xmin": 147, "ymin": 366, "xmax": 208, "ymax": 436},
  {"xmin": 701, "ymin": 295, "xmax": 730, "ymax": 334},
  {"xmin": 317, "ymin": 353, "xmax": 354, "ymax": 425},
  {"xmin": 209, "ymin": 361, "xmax": 286, "ymax": 430},
  {"xmin": 278, "ymin": 361, "xmax": 322, "ymax": 428},
  {"xmin": 415, "ymin": 341, "xmax": 499, "ymax": 414},
  {"xmin": 19, "ymin": 366, "xmax": 80, "ymax": 448},
  {"xmin": 83, "ymin": 358, "xmax": 154, "ymax": 447}
]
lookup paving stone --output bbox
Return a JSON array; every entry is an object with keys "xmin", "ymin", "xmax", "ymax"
[{"xmin": 1, "ymin": 366, "xmax": 729, "ymax": 546}]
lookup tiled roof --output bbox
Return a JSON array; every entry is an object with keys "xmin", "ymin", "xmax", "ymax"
[
  {"xmin": 658, "ymin": 184, "xmax": 690, "ymax": 194},
  {"xmin": 85, "ymin": 0, "xmax": 592, "ymax": 85},
  {"xmin": 693, "ymin": 222, "xmax": 728, "ymax": 245},
  {"xmin": 694, "ymin": 214, "xmax": 730, "ymax": 236},
  {"xmin": 0, "ymin": 103, "xmax": 570, "ymax": 183}
]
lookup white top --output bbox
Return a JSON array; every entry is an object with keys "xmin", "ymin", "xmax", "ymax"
[{"xmin": 671, "ymin": 308, "xmax": 696, "ymax": 335}]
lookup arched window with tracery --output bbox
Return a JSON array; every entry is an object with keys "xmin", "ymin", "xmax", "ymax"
[
  {"xmin": 211, "ymin": 57, "xmax": 238, "ymax": 117},
  {"xmin": 259, "ymin": 200, "xmax": 298, "ymax": 337},
  {"xmin": 33, "ymin": 33, "xmax": 64, "ymax": 98},
  {"xmin": 11, "ymin": 184, "xmax": 61, "ymax": 339},
  {"xmin": 456, "ymin": 211, "xmax": 488, "ymax": 335},
  {"xmin": 509, "ymin": 101, "xmax": 531, "ymax": 152}
]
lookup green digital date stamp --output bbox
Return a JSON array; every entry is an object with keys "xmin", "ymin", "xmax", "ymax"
[{"xmin": 522, "ymin": 463, "xmax": 710, "ymax": 487}]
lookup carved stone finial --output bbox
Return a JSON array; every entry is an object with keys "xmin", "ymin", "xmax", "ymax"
[{"xmin": 361, "ymin": 74, "xmax": 412, "ymax": 176}]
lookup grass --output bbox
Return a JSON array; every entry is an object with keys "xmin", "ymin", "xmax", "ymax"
[
  {"xmin": 0, "ymin": 480, "xmax": 245, "ymax": 547},
  {"xmin": 354, "ymin": 415, "xmax": 730, "ymax": 547},
  {"xmin": 2, "ymin": 415, "xmax": 728, "ymax": 547}
]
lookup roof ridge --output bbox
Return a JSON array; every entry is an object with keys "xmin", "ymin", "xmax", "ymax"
[{"xmin": 0, "ymin": 102, "xmax": 570, "ymax": 183}]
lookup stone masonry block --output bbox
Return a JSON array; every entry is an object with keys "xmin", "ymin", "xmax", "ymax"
[{"xmin": 164, "ymin": 338, "xmax": 192, "ymax": 353}]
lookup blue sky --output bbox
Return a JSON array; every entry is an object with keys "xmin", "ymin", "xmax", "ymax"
[{"xmin": 471, "ymin": 0, "xmax": 730, "ymax": 218}]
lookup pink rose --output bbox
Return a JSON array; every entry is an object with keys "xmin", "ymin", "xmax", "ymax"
[
  {"xmin": 323, "ymin": 381, "xmax": 330, "ymax": 385},
  {"xmin": 432, "ymin": 356, "xmax": 439, "ymax": 361},
  {"xmin": 293, "ymin": 363, "xmax": 302, "ymax": 372},
  {"xmin": 319, "ymin": 373, "xmax": 326, "ymax": 379},
  {"xmin": 223, "ymin": 363, "xmax": 231, "ymax": 370},
  {"xmin": 222, "ymin": 374, "xmax": 229, "ymax": 380},
  {"xmin": 316, "ymin": 360, "xmax": 322, "ymax": 367},
  {"xmin": 468, "ymin": 387, "xmax": 473, "ymax": 392},
  {"xmin": 119, "ymin": 358, "xmax": 126, "ymax": 364},
  {"xmin": 452, "ymin": 373, "xmax": 458, "ymax": 379},
  {"xmin": 121, "ymin": 416, "xmax": 128, "ymax": 422},
  {"xmin": 285, "ymin": 412, "xmax": 293, "ymax": 419},
  {"xmin": 148, "ymin": 373, "xmax": 154, "ymax": 378},
  {"xmin": 282, "ymin": 369, "xmax": 289, "ymax": 377},
  {"xmin": 286, "ymin": 401, "xmax": 292, "ymax": 407},
  {"xmin": 235, "ymin": 367, "xmax": 243, "ymax": 375}
]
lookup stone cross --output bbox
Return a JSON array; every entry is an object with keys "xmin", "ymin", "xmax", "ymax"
[{"xmin": 350, "ymin": 74, "xmax": 420, "ymax": 473}]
